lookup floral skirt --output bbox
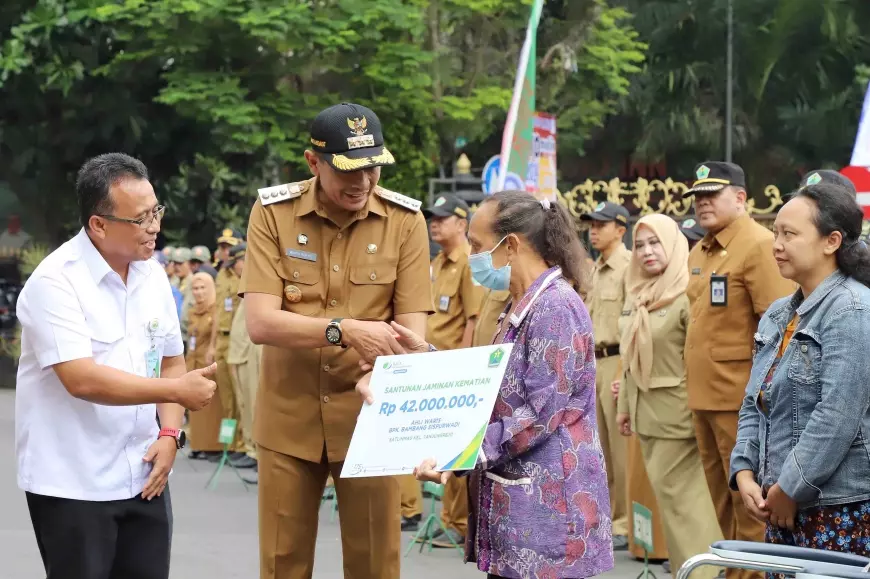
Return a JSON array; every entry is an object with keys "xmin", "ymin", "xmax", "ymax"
[{"xmin": 765, "ymin": 500, "xmax": 870, "ymax": 579}]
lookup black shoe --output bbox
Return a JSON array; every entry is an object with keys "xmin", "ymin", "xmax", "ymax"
[
  {"xmin": 188, "ymin": 450, "xmax": 207, "ymax": 460},
  {"xmin": 662, "ymin": 560, "xmax": 671, "ymax": 574},
  {"xmin": 612, "ymin": 534, "xmax": 629, "ymax": 551},
  {"xmin": 401, "ymin": 514, "xmax": 421, "ymax": 532},
  {"xmin": 230, "ymin": 455, "xmax": 257, "ymax": 469},
  {"xmin": 241, "ymin": 467, "xmax": 258, "ymax": 485},
  {"xmin": 206, "ymin": 452, "xmax": 223, "ymax": 463}
]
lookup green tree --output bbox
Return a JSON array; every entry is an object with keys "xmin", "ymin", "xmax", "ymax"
[{"xmin": 1, "ymin": 0, "xmax": 645, "ymax": 244}]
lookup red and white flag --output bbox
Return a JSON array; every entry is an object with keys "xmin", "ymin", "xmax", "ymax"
[{"xmin": 846, "ymin": 81, "xmax": 870, "ymax": 217}]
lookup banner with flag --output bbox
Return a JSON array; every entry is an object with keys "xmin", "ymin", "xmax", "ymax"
[
  {"xmin": 846, "ymin": 81, "xmax": 870, "ymax": 218},
  {"xmin": 496, "ymin": 0, "xmax": 545, "ymax": 193}
]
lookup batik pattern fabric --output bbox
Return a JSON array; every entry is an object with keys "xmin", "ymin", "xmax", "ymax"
[
  {"xmin": 466, "ymin": 267, "xmax": 614, "ymax": 579},
  {"xmin": 765, "ymin": 500, "xmax": 870, "ymax": 579}
]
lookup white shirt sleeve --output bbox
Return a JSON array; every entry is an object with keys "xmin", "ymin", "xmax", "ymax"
[{"xmin": 18, "ymin": 275, "xmax": 92, "ymax": 369}]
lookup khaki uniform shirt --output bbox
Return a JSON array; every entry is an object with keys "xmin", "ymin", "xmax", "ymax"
[
  {"xmin": 186, "ymin": 304, "xmax": 215, "ymax": 371},
  {"xmin": 685, "ymin": 213, "xmax": 795, "ymax": 411},
  {"xmin": 426, "ymin": 241, "xmax": 484, "ymax": 351},
  {"xmin": 240, "ymin": 177, "xmax": 433, "ymax": 462},
  {"xmin": 227, "ymin": 299, "xmax": 260, "ymax": 365},
  {"xmin": 215, "ymin": 268, "xmax": 241, "ymax": 335},
  {"xmin": 472, "ymin": 289, "xmax": 511, "ymax": 347},
  {"xmin": 588, "ymin": 244, "xmax": 632, "ymax": 348},
  {"xmin": 617, "ymin": 294, "xmax": 694, "ymax": 439}
]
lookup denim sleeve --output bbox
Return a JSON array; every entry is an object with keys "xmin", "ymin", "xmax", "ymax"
[
  {"xmin": 729, "ymin": 383, "xmax": 762, "ymax": 491},
  {"xmin": 778, "ymin": 307, "xmax": 870, "ymax": 502}
]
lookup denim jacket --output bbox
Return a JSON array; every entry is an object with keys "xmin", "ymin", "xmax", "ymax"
[{"xmin": 730, "ymin": 270, "xmax": 870, "ymax": 508}]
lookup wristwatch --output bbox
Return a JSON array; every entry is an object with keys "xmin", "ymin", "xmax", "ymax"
[
  {"xmin": 158, "ymin": 428, "xmax": 186, "ymax": 449},
  {"xmin": 326, "ymin": 318, "xmax": 345, "ymax": 347}
]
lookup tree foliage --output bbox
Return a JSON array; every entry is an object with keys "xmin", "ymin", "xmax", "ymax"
[{"xmin": 0, "ymin": 0, "xmax": 645, "ymax": 245}]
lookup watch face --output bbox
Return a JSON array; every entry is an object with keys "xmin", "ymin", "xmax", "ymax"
[
  {"xmin": 326, "ymin": 325, "xmax": 341, "ymax": 344},
  {"xmin": 178, "ymin": 430, "xmax": 187, "ymax": 449}
]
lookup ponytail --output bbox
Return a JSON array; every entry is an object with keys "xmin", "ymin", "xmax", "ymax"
[
  {"xmin": 794, "ymin": 183, "xmax": 870, "ymax": 287},
  {"xmin": 485, "ymin": 190, "xmax": 590, "ymax": 289}
]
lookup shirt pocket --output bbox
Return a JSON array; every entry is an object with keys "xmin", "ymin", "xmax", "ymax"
[
  {"xmin": 90, "ymin": 322, "xmax": 123, "ymax": 362},
  {"xmin": 348, "ymin": 260, "xmax": 397, "ymax": 320},
  {"xmin": 433, "ymin": 271, "xmax": 461, "ymax": 313},
  {"xmin": 786, "ymin": 336, "xmax": 821, "ymax": 386},
  {"xmin": 279, "ymin": 259, "xmax": 322, "ymax": 316},
  {"xmin": 711, "ymin": 345, "xmax": 753, "ymax": 362}
]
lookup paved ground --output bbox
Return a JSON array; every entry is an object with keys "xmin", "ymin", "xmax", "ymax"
[{"xmin": 0, "ymin": 389, "xmax": 654, "ymax": 578}]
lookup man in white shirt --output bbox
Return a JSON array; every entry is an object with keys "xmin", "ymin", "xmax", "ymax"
[{"xmin": 15, "ymin": 153, "xmax": 218, "ymax": 579}]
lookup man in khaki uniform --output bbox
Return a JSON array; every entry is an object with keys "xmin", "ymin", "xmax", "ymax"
[
  {"xmin": 241, "ymin": 102, "xmax": 432, "ymax": 579},
  {"xmin": 799, "ymin": 169, "xmax": 857, "ymax": 198},
  {"xmin": 402, "ymin": 194, "xmax": 484, "ymax": 544},
  {"xmin": 207, "ymin": 227, "xmax": 253, "ymax": 468},
  {"xmin": 226, "ymin": 243, "xmax": 261, "ymax": 484},
  {"xmin": 474, "ymin": 288, "xmax": 511, "ymax": 348},
  {"xmin": 684, "ymin": 162, "xmax": 794, "ymax": 579},
  {"xmin": 581, "ymin": 201, "xmax": 631, "ymax": 549}
]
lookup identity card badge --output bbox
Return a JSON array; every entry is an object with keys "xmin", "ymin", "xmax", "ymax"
[
  {"xmin": 145, "ymin": 318, "xmax": 161, "ymax": 378},
  {"xmin": 439, "ymin": 295, "xmax": 450, "ymax": 312},
  {"xmin": 224, "ymin": 297, "xmax": 233, "ymax": 312},
  {"xmin": 710, "ymin": 274, "xmax": 727, "ymax": 307}
]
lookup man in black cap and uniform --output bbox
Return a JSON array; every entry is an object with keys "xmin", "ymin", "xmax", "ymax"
[
  {"xmin": 213, "ymin": 228, "xmax": 244, "ymax": 270},
  {"xmin": 581, "ymin": 201, "xmax": 631, "ymax": 549},
  {"xmin": 240, "ymin": 102, "xmax": 432, "ymax": 579},
  {"xmin": 683, "ymin": 162, "xmax": 794, "ymax": 579},
  {"xmin": 679, "ymin": 216, "xmax": 706, "ymax": 249},
  {"xmin": 798, "ymin": 169, "xmax": 857, "ymax": 198}
]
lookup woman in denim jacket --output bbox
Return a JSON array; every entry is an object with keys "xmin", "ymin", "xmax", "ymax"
[{"xmin": 731, "ymin": 182, "xmax": 870, "ymax": 553}]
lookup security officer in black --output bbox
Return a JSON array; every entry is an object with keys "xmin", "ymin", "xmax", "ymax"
[
  {"xmin": 680, "ymin": 216, "xmax": 707, "ymax": 249},
  {"xmin": 798, "ymin": 169, "xmax": 857, "ymax": 197}
]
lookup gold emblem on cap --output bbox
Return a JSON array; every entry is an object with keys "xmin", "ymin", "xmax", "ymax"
[
  {"xmin": 366, "ymin": 244, "xmax": 377, "ymax": 254},
  {"xmin": 284, "ymin": 285, "xmax": 302, "ymax": 303},
  {"xmin": 298, "ymin": 234, "xmax": 308, "ymax": 245},
  {"xmin": 222, "ymin": 228, "xmax": 233, "ymax": 237},
  {"xmin": 347, "ymin": 116, "xmax": 368, "ymax": 137}
]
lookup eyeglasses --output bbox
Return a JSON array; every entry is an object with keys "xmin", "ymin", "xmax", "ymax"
[{"xmin": 99, "ymin": 205, "xmax": 166, "ymax": 230}]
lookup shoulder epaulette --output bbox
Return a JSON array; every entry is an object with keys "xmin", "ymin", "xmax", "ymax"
[
  {"xmin": 257, "ymin": 181, "xmax": 308, "ymax": 206},
  {"xmin": 375, "ymin": 187, "xmax": 422, "ymax": 212}
]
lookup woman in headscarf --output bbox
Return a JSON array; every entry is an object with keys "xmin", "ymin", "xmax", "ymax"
[
  {"xmin": 616, "ymin": 214, "xmax": 722, "ymax": 577},
  {"xmin": 186, "ymin": 271, "xmax": 225, "ymax": 458}
]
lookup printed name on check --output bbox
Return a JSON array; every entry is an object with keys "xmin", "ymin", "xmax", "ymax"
[{"xmin": 341, "ymin": 344, "xmax": 513, "ymax": 478}]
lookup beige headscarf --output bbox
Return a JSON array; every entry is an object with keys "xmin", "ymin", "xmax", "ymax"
[
  {"xmin": 621, "ymin": 214, "xmax": 689, "ymax": 390},
  {"xmin": 191, "ymin": 272, "xmax": 216, "ymax": 315}
]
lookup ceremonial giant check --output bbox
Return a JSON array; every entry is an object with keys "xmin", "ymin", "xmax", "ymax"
[{"xmin": 340, "ymin": 343, "xmax": 514, "ymax": 478}]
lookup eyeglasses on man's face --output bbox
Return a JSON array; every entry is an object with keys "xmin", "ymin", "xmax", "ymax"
[{"xmin": 99, "ymin": 205, "xmax": 166, "ymax": 230}]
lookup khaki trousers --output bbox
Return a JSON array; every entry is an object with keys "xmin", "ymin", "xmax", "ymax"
[
  {"xmin": 398, "ymin": 475, "xmax": 422, "ymax": 519},
  {"xmin": 439, "ymin": 474, "xmax": 468, "ymax": 535},
  {"xmin": 693, "ymin": 410, "xmax": 764, "ymax": 579},
  {"xmin": 214, "ymin": 334, "xmax": 241, "ymax": 450},
  {"xmin": 258, "ymin": 446, "xmax": 400, "ymax": 579},
  {"xmin": 639, "ymin": 434, "xmax": 723, "ymax": 578},
  {"xmin": 596, "ymin": 354, "xmax": 628, "ymax": 535},
  {"xmin": 229, "ymin": 352, "xmax": 259, "ymax": 459}
]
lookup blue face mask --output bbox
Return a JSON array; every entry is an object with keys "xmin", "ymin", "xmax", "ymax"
[{"xmin": 469, "ymin": 236, "xmax": 511, "ymax": 291}]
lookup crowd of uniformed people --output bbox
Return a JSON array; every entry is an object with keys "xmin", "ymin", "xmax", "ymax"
[{"xmin": 153, "ymin": 100, "xmax": 870, "ymax": 579}]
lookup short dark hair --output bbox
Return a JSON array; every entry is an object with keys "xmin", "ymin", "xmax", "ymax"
[
  {"xmin": 76, "ymin": 153, "xmax": 149, "ymax": 229},
  {"xmin": 483, "ymin": 190, "xmax": 590, "ymax": 291}
]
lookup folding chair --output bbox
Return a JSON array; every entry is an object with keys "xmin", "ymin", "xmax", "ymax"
[
  {"xmin": 677, "ymin": 540, "xmax": 870, "ymax": 579},
  {"xmin": 404, "ymin": 481, "xmax": 464, "ymax": 557}
]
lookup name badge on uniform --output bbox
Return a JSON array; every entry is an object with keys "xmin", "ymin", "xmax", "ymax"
[
  {"xmin": 286, "ymin": 248, "xmax": 318, "ymax": 262},
  {"xmin": 439, "ymin": 295, "xmax": 450, "ymax": 312},
  {"xmin": 224, "ymin": 297, "xmax": 234, "ymax": 312},
  {"xmin": 711, "ymin": 274, "xmax": 728, "ymax": 306},
  {"xmin": 691, "ymin": 268, "xmax": 701, "ymax": 275},
  {"xmin": 188, "ymin": 336, "xmax": 196, "ymax": 351}
]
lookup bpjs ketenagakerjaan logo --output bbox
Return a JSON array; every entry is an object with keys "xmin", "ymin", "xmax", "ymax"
[{"xmin": 382, "ymin": 360, "xmax": 409, "ymax": 374}]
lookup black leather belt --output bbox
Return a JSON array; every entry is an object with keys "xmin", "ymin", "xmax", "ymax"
[
  {"xmin": 594, "ymin": 345, "xmax": 620, "ymax": 360},
  {"xmin": 220, "ymin": 330, "xmax": 230, "ymax": 336}
]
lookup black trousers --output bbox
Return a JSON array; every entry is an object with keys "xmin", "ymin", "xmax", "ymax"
[{"xmin": 26, "ymin": 488, "xmax": 172, "ymax": 579}]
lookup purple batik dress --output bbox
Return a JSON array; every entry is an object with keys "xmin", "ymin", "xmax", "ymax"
[{"xmin": 465, "ymin": 267, "xmax": 614, "ymax": 579}]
